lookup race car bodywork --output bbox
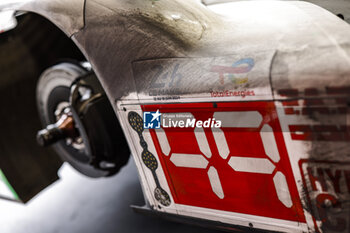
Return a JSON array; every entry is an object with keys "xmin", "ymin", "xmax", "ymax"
[{"xmin": 0, "ymin": 0, "xmax": 349, "ymax": 232}]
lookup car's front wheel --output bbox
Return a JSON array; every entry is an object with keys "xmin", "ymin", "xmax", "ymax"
[{"xmin": 36, "ymin": 62, "xmax": 129, "ymax": 177}]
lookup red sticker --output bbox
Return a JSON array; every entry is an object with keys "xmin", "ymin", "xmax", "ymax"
[
  {"xmin": 143, "ymin": 102, "xmax": 305, "ymax": 223},
  {"xmin": 299, "ymin": 160, "xmax": 350, "ymax": 232}
]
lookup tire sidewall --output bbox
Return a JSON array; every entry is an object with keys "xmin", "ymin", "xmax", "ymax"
[{"xmin": 36, "ymin": 63, "xmax": 110, "ymax": 177}]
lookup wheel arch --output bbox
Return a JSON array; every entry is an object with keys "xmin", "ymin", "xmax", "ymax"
[{"xmin": 0, "ymin": 11, "xmax": 113, "ymax": 202}]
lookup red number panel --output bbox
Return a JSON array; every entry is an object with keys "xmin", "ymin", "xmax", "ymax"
[{"xmin": 142, "ymin": 102, "xmax": 306, "ymax": 223}]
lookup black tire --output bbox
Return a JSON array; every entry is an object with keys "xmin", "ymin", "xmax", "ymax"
[{"xmin": 36, "ymin": 62, "xmax": 117, "ymax": 177}]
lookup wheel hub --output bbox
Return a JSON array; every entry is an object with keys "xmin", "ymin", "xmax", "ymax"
[{"xmin": 36, "ymin": 64, "xmax": 130, "ymax": 177}]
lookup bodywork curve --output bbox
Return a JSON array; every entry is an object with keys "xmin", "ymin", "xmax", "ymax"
[{"xmin": 0, "ymin": 0, "xmax": 85, "ymax": 36}]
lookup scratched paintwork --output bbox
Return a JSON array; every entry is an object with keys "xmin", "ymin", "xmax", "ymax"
[{"xmin": 0, "ymin": 0, "xmax": 350, "ymax": 232}]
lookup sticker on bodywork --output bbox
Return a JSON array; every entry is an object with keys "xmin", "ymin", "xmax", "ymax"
[
  {"xmin": 299, "ymin": 160, "xmax": 350, "ymax": 233},
  {"xmin": 141, "ymin": 102, "xmax": 306, "ymax": 223},
  {"xmin": 131, "ymin": 52, "xmax": 275, "ymax": 102}
]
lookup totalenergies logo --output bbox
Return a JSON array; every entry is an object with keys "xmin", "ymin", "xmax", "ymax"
[{"xmin": 210, "ymin": 58, "xmax": 254, "ymax": 85}]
